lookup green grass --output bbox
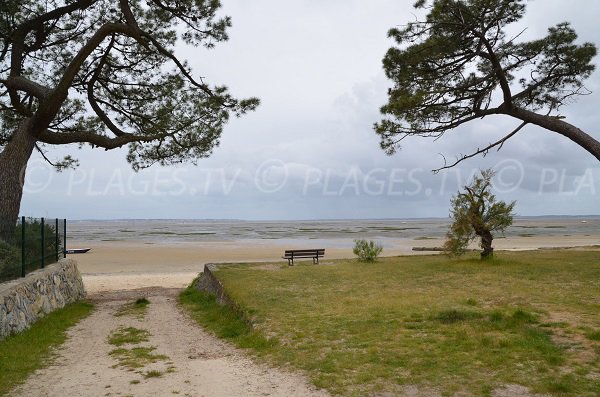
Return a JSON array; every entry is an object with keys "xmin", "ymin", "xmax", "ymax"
[
  {"xmin": 108, "ymin": 327, "xmax": 150, "ymax": 346},
  {"xmin": 181, "ymin": 250, "xmax": 600, "ymax": 397},
  {"xmin": 179, "ymin": 287, "xmax": 275, "ymax": 351},
  {"xmin": 107, "ymin": 325, "xmax": 169, "ymax": 370},
  {"xmin": 144, "ymin": 369, "xmax": 163, "ymax": 378},
  {"xmin": 0, "ymin": 301, "xmax": 94, "ymax": 395},
  {"xmin": 114, "ymin": 298, "xmax": 150, "ymax": 318},
  {"xmin": 109, "ymin": 346, "xmax": 169, "ymax": 369}
]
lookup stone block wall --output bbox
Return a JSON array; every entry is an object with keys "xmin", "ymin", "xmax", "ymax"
[{"xmin": 0, "ymin": 258, "xmax": 86, "ymax": 339}]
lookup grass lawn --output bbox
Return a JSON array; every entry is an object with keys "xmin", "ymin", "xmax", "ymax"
[
  {"xmin": 0, "ymin": 301, "xmax": 94, "ymax": 395},
  {"xmin": 181, "ymin": 250, "xmax": 600, "ymax": 397}
]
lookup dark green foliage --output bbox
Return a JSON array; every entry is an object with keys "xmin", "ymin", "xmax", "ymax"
[
  {"xmin": 135, "ymin": 298, "xmax": 150, "ymax": 306},
  {"xmin": 0, "ymin": 219, "xmax": 61, "ymax": 282},
  {"xmin": 444, "ymin": 169, "xmax": 515, "ymax": 258},
  {"xmin": 0, "ymin": 0, "xmax": 259, "ymax": 169},
  {"xmin": 0, "ymin": 240, "xmax": 20, "ymax": 282},
  {"xmin": 353, "ymin": 239, "xmax": 383, "ymax": 262},
  {"xmin": 433, "ymin": 309, "xmax": 483, "ymax": 323},
  {"xmin": 376, "ymin": 0, "xmax": 599, "ymax": 165},
  {"xmin": 17, "ymin": 219, "xmax": 61, "ymax": 269}
]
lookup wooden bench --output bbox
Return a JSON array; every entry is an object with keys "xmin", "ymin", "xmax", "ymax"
[{"xmin": 282, "ymin": 249, "xmax": 325, "ymax": 266}]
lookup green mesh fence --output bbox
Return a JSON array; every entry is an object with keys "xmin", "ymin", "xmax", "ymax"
[{"xmin": 0, "ymin": 218, "xmax": 66, "ymax": 283}]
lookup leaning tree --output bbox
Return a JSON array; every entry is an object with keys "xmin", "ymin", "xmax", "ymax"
[
  {"xmin": 0, "ymin": 0, "xmax": 258, "ymax": 241},
  {"xmin": 376, "ymin": 0, "xmax": 599, "ymax": 168},
  {"xmin": 444, "ymin": 169, "xmax": 515, "ymax": 258}
]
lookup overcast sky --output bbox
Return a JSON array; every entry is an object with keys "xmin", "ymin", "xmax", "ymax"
[{"xmin": 20, "ymin": 0, "xmax": 600, "ymax": 220}]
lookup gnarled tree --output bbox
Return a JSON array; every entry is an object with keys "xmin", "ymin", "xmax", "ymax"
[
  {"xmin": 0, "ymin": 0, "xmax": 258, "ymax": 241},
  {"xmin": 444, "ymin": 169, "xmax": 515, "ymax": 258},
  {"xmin": 376, "ymin": 0, "xmax": 599, "ymax": 168}
]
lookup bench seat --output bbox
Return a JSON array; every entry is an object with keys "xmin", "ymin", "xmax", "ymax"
[{"xmin": 282, "ymin": 249, "xmax": 325, "ymax": 266}]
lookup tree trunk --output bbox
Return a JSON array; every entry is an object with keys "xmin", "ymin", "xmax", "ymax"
[
  {"xmin": 479, "ymin": 229, "xmax": 494, "ymax": 259},
  {"xmin": 0, "ymin": 119, "xmax": 36, "ymax": 242},
  {"xmin": 510, "ymin": 108, "xmax": 600, "ymax": 162}
]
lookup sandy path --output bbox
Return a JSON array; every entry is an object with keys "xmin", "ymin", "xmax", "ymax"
[{"xmin": 12, "ymin": 287, "xmax": 329, "ymax": 397}]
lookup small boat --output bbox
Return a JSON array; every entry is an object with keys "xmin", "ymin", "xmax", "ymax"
[{"xmin": 64, "ymin": 248, "xmax": 92, "ymax": 254}]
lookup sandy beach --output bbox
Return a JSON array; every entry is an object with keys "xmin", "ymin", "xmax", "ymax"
[{"xmin": 73, "ymin": 235, "xmax": 600, "ymax": 293}]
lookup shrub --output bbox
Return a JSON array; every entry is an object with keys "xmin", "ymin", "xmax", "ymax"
[
  {"xmin": 353, "ymin": 239, "xmax": 383, "ymax": 262},
  {"xmin": 0, "ymin": 218, "xmax": 62, "ymax": 282},
  {"xmin": 16, "ymin": 219, "xmax": 61, "ymax": 268},
  {"xmin": 0, "ymin": 240, "xmax": 20, "ymax": 282}
]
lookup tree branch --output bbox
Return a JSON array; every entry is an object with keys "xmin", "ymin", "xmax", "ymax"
[
  {"xmin": 37, "ymin": 128, "xmax": 162, "ymax": 149},
  {"xmin": 31, "ymin": 22, "xmax": 135, "ymax": 133},
  {"xmin": 86, "ymin": 35, "xmax": 129, "ymax": 137},
  {"xmin": 433, "ymin": 121, "xmax": 528, "ymax": 173},
  {"xmin": 2, "ymin": 76, "xmax": 52, "ymax": 99}
]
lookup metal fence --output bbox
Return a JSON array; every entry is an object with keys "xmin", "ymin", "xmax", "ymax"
[{"xmin": 0, "ymin": 217, "xmax": 66, "ymax": 283}]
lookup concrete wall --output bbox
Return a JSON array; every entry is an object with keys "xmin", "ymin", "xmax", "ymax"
[{"xmin": 0, "ymin": 258, "xmax": 86, "ymax": 339}]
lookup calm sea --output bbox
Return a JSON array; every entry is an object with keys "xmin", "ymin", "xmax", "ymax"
[{"xmin": 67, "ymin": 216, "xmax": 600, "ymax": 245}]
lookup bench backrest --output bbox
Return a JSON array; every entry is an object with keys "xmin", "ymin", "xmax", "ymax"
[{"xmin": 284, "ymin": 249, "xmax": 325, "ymax": 257}]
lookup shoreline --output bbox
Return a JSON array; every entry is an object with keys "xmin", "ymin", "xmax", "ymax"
[{"xmin": 72, "ymin": 236, "xmax": 600, "ymax": 294}]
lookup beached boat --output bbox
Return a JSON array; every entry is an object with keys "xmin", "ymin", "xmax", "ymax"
[{"xmin": 64, "ymin": 248, "xmax": 91, "ymax": 254}]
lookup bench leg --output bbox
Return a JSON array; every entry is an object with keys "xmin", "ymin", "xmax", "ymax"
[{"xmin": 288, "ymin": 258, "xmax": 293, "ymax": 266}]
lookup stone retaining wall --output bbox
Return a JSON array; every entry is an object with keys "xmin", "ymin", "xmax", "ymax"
[
  {"xmin": 195, "ymin": 264, "xmax": 235, "ymax": 306},
  {"xmin": 195, "ymin": 263, "xmax": 252, "ymax": 326},
  {"xmin": 0, "ymin": 258, "xmax": 86, "ymax": 339}
]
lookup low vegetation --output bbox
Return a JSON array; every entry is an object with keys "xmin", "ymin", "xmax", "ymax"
[
  {"xmin": 107, "ymin": 322, "xmax": 171, "ymax": 376},
  {"xmin": 179, "ymin": 285, "xmax": 274, "ymax": 351},
  {"xmin": 0, "ymin": 301, "xmax": 94, "ymax": 395},
  {"xmin": 108, "ymin": 327, "xmax": 150, "ymax": 347},
  {"xmin": 109, "ymin": 346, "xmax": 168, "ymax": 369},
  {"xmin": 181, "ymin": 251, "xmax": 599, "ymax": 396},
  {"xmin": 114, "ymin": 298, "xmax": 150, "ymax": 319},
  {"xmin": 352, "ymin": 239, "xmax": 383, "ymax": 262}
]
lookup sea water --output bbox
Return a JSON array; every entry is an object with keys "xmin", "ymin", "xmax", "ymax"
[{"xmin": 67, "ymin": 216, "xmax": 600, "ymax": 246}]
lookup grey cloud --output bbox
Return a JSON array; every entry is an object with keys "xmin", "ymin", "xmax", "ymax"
[{"xmin": 20, "ymin": 1, "xmax": 600, "ymax": 220}]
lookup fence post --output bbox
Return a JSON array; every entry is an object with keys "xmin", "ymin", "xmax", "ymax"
[
  {"xmin": 41, "ymin": 217, "xmax": 45, "ymax": 269},
  {"xmin": 20, "ymin": 216, "xmax": 25, "ymax": 278},
  {"xmin": 55, "ymin": 218, "xmax": 59, "ymax": 261},
  {"xmin": 63, "ymin": 219, "xmax": 67, "ymax": 258}
]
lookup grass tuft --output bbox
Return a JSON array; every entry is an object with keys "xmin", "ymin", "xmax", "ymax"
[
  {"xmin": 144, "ymin": 370, "xmax": 163, "ymax": 379},
  {"xmin": 109, "ymin": 346, "xmax": 168, "ymax": 369},
  {"xmin": 108, "ymin": 327, "xmax": 150, "ymax": 346},
  {"xmin": 114, "ymin": 298, "xmax": 150, "ymax": 318},
  {"xmin": 585, "ymin": 329, "xmax": 600, "ymax": 341},
  {"xmin": 0, "ymin": 301, "xmax": 94, "ymax": 395},
  {"xmin": 433, "ymin": 309, "xmax": 483, "ymax": 323}
]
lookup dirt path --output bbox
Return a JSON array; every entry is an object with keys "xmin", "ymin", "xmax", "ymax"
[{"xmin": 13, "ymin": 287, "xmax": 329, "ymax": 397}]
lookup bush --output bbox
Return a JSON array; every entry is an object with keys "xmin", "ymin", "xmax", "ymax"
[
  {"xmin": 16, "ymin": 219, "xmax": 61, "ymax": 268},
  {"xmin": 0, "ymin": 218, "xmax": 62, "ymax": 282},
  {"xmin": 353, "ymin": 239, "xmax": 383, "ymax": 262},
  {"xmin": 0, "ymin": 240, "xmax": 20, "ymax": 282}
]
